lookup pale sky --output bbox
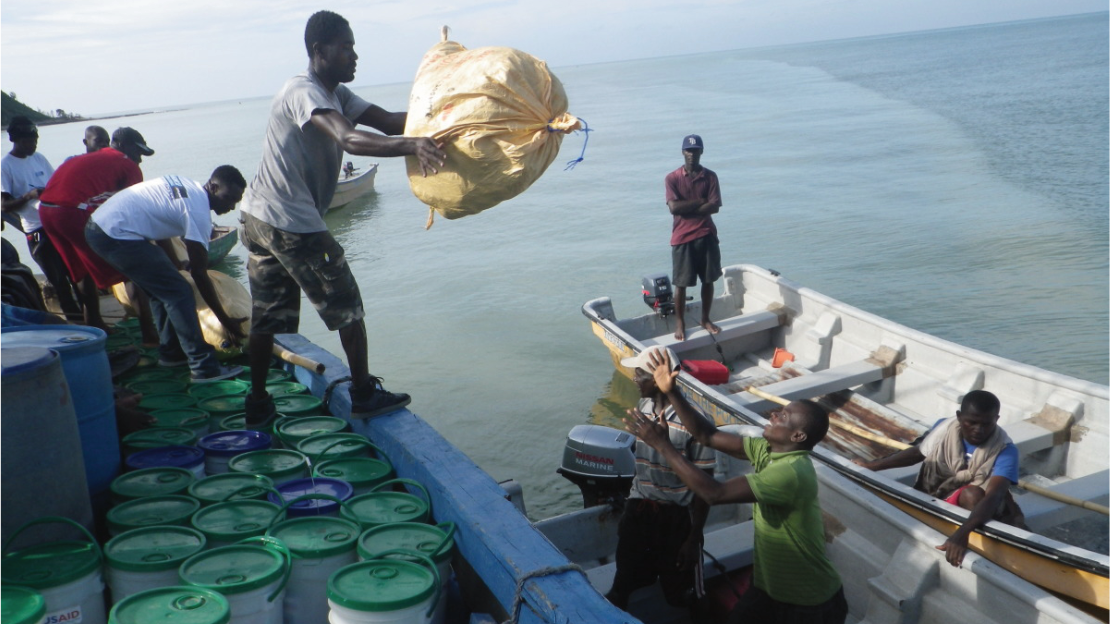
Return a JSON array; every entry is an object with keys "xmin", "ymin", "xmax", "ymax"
[{"xmin": 2, "ymin": 0, "xmax": 1105, "ymax": 116}]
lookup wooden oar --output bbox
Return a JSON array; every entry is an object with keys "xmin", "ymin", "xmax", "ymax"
[
  {"xmin": 273, "ymin": 344, "xmax": 326, "ymax": 374},
  {"xmin": 743, "ymin": 385, "xmax": 1108, "ymax": 516}
]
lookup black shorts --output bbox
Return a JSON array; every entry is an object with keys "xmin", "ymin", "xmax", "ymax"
[
  {"xmin": 610, "ymin": 498, "xmax": 696, "ymax": 607},
  {"xmin": 671, "ymin": 235, "xmax": 722, "ymax": 288},
  {"xmin": 728, "ymin": 585, "xmax": 848, "ymax": 624}
]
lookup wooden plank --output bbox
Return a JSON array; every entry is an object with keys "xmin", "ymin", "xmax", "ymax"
[
  {"xmin": 733, "ymin": 360, "xmax": 888, "ymax": 412},
  {"xmin": 642, "ymin": 309, "xmax": 783, "ymax": 353},
  {"xmin": 276, "ymin": 334, "xmax": 636, "ymax": 624}
]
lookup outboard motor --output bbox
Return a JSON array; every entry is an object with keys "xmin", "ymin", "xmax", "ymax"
[
  {"xmin": 642, "ymin": 273, "xmax": 675, "ymax": 317},
  {"xmin": 557, "ymin": 425, "xmax": 636, "ymax": 508}
]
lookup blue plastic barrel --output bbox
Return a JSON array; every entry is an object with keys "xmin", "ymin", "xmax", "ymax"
[
  {"xmin": 0, "ymin": 347, "xmax": 94, "ymax": 545},
  {"xmin": 1, "ymin": 326, "xmax": 120, "ymax": 498}
]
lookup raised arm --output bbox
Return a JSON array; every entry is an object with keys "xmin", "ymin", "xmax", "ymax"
[
  {"xmin": 647, "ymin": 349, "xmax": 748, "ymax": 459},
  {"xmin": 309, "ymin": 109, "xmax": 445, "ymax": 176}
]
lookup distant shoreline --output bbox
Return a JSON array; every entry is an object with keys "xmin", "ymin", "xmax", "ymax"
[{"xmin": 31, "ymin": 108, "xmax": 186, "ymax": 129}]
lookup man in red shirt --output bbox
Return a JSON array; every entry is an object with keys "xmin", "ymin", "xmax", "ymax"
[
  {"xmin": 664, "ymin": 134, "xmax": 723, "ymax": 341},
  {"xmin": 39, "ymin": 127, "xmax": 153, "ymax": 330}
]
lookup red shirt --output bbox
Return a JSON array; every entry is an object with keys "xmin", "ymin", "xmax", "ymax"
[
  {"xmin": 664, "ymin": 165, "xmax": 721, "ymax": 246},
  {"xmin": 39, "ymin": 147, "xmax": 143, "ymax": 209}
]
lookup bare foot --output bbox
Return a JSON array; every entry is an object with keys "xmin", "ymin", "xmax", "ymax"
[
  {"xmin": 701, "ymin": 320, "xmax": 721, "ymax": 334},
  {"xmin": 674, "ymin": 326, "xmax": 686, "ymax": 341}
]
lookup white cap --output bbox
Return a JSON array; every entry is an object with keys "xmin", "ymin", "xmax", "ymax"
[{"xmin": 620, "ymin": 345, "xmax": 680, "ymax": 372}]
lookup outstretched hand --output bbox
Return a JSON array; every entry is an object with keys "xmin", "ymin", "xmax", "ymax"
[
  {"xmin": 645, "ymin": 349, "xmax": 680, "ymax": 395},
  {"xmin": 624, "ymin": 407, "xmax": 672, "ymax": 451}
]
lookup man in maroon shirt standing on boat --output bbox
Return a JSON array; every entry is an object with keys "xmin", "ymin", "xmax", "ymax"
[{"xmin": 665, "ymin": 134, "xmax": 722, "ymax": 342}]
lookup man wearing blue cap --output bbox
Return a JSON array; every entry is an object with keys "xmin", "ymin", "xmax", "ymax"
[{"xmin": 664, "ymin": 134, "xmax": 722, "ymax": 341}]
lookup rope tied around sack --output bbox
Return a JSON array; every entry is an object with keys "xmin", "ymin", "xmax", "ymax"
[
  {"xmin": 561, "ymin": 118, "xmax": 591, "ymax": 170},
  {"xmin": 501, "ymin": 563, "xmax": 586, "ymax": 624}
]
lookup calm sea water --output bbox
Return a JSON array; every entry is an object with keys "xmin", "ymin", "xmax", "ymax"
[{"xmin": 7, "ymin": 12, "xmax": 1106, "ymax": 519}]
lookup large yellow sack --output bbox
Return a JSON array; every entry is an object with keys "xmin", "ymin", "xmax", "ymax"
[
  {"xmin": 405, "ymin": 27, "xmax": 581, "ymax": 227},
  {"xmin": 112, "ymin": 269, "xmax": 250, "ymax": 354}
]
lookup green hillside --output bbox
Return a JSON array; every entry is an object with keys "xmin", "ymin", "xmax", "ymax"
[{"xmin": 2, "ymin": 92, "xmax": 54, "ymax": 127}]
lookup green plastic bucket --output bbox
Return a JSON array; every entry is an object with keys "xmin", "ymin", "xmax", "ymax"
[
  {"xmin": 339, "ymin": 479, "xmax": 431, "ymax": 530},
  {"xmin": 327, "ymin": 551, "xmax": 440, "ymax": 624},
  {"xmin": 190, "ymin": 500, "xmax": 283, "ymax": 548},
  {"xmin": 297, "ymin": 433, "xmax": 374, "ymax": 464},
  {"xmin": 273, "ymin": 394, "xmax": 323, "ymax": 417},
  {"xmin": 276, "ymin": 416, "xmax": 349, "ymax": 449},
  {"xmin": 122, "ymin": 427, "xmax": 198, "ymax": 458},
  {"xmin": 314, "ymin": 456, "xmax": 393, "ymax": 496},
  {"xmin": 266, "ymin": 381, "xmax": 308, "ymax": 396},
  {"xmin": 188, "ymin": 473, "xmax": 275, "ymax": 506},
  {"xmin": 195, "ymin": 395, "xmax": 248, "ymax": 424},
  {"xmin": 110, "ymin": 466, "xmax": 196, "ymax": 504},
  {"xmin": 1, "ymin": 517, "xmax": 106, "ymax": 624},
  {"xmin": 104, "ymin": 526, "xmax": 207, "ymax": 602},
  {"xmin": 119, "ymin": 367, "xmax": 176, "ymax": 384},
  {"xmin": 237, "ymin": 367, "xmax": 293, "ymax": 384},
  {"xmin": 139, "ymin": 393, "xmax": 198, "ymax": 411},
  {"xmin": 106, "ymin": 495, "xmax": 201, "ymax": 536},
  {"xmin": 267, "ymin": 516, "xmax": 360, "ymax": 624},
  {"xmin": 108, "ymin": 586, "xmax": 230, "ymax": 624},
  {"xmin": 357, "ymin": 523, "xmax": 456, "ymax": 623},
  {"xmin": 227, "ymin": 450, "xmax": 309, "ymax": 485},
  {"xmin": 187, "ymin": 380, "xmax": 250, "ymax": 401},
  {"xmin": 1, "ymin": 585, "xmax": 46, "ymax": 624},
  {"xmin": 178, "ymin": 539, "xmax": 291, "ymax": 623},
  {"xmin": 150, "ymin": 408, "xmax": 211, "ymax": 437},
  {"xmin": 126, "ymin": 378, "xmax": 189, "ymax": 395}
]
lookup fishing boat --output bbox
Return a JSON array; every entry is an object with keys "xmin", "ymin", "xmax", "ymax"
[
  {"xmin": 206, "ymin": 225, "xmax": 237, "ymax": 265},
  {"xmin": 571, "ymin": 262, "xmax": 1108, "ymax": 620},
  {"xmin": 329, "ymin": 163, "xmax": 378, "ymax": 209}
]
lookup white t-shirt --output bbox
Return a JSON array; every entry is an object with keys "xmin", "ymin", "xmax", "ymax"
[
  {"xmin": 91, "ymin": 176, "xmax": 211, "ymax": 248},
  {"xmin": 1, "ymin": 152, "xmax": 54, "ymax": 233},
  {"xmin": 241, "ymin": 72, "xmax": 371, "ymax": 233}
]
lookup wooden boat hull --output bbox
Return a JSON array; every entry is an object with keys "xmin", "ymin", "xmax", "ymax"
[
  {"xmin": 330, "ymin": 163, "xmax": 378, "ymax": 209},
  {"xmin": 582, "ymin": 263, "xmax": 1109, "ymax": 610},
  {"xmin": 207, "ymin": 225, "xmax": 237, "ymax": 265}
]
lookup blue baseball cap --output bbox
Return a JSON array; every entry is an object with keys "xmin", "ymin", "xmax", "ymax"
[{"xmin": 681, "ymin": 134, "xmax": 703, "ymax": 151}]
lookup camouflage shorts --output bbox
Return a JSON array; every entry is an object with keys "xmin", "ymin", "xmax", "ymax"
[{"xmin": 240, "ymin": 213, "xmax": 364, "ymax": 333}]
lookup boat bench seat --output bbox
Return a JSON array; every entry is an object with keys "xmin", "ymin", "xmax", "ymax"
[
  {"xmin": 1019, "ymin": 470, "xmax": 1110, "ymax": 532},
  {"xmin": 731, "ymin": 359, "xmax": 890, "ymax": 413},
  {"xmin": 644, "ymin": 309, "xmax": 784, "ymax": 354}
]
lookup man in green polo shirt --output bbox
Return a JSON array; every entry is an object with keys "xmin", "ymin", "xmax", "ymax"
[{"xmin": 624, "ymin": 348, "xmax": 847, "ymax": 624}]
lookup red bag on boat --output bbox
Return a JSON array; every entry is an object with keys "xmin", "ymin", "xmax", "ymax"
[{"xmin": 681, "ymin": 360, "xmax": 729, "ymax": 385}]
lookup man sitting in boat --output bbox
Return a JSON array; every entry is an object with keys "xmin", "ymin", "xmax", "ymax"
[
  {"xmin": 85, "ymin": 166, "xmax": 248, "ymax": 383},
  {"xmin": 854, "ymin": 390, "xmax": 1025, "ymax": 567},
  {"xmin": 605, "ymin": 345, "xmax": 715, "ymax": 613},
  {"xmin": 625, "ymin": 348, "xmax": 847, "ymax": 624}
]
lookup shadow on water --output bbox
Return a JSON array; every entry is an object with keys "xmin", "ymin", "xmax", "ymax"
[
  {"xmin": 590, "ymin": 369, "xmax": 641, "ymax": 430},
  {"xmin": 324, "ymin": 191, "xmax": 382, "ymax": 237}
]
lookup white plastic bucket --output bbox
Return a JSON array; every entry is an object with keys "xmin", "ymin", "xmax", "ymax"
[
  {"xmin": 104, "ymin": 526, "xmax": 207, "ymax": 604},
  {"xmin": 179, "ymin": 538, "xmax": 291, "ymax": 624},
  {"xmin": 1, "ymin": 516, "xmax": 107, "ymax": 624},
  {"xmin": 108, "ymin": 586, "xmax": 231, "ymax": 624},
  {"xmin": 266, "ymin": 515, "xmax": 359, "ymax": 624},
  {"xmin": 356, "ymin": 523, "xmax": 455, "ymax": 624},
  {"xmin": 327, "ymin": 551, "xmax": 439, "ymax": 624}
]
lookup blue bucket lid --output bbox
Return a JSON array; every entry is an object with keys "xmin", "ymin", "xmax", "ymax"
[
  {"xmin": 126, "ymin": 445, "xmax": 204, "ymax": 471},
  {"xmin": 0, "ymin": 346, "xmax": 57, "ymax": 376},
  {"xmin": 267, "ymin": 477, "xmax": 352, "ymax": 517},
  {"xmin": 197, "ymin": 430, "xmax": 272, "ymax": 457},
  {"xmin": 1, "ymin": 325, "xmax": 106, "ymax": 356}
]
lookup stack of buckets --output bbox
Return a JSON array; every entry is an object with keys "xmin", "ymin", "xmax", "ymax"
[{"xmin": 1, "ymin": 335, "xmax": 456, "ymax": 624}]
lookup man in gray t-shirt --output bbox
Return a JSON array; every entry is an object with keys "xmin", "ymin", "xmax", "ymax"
[{"xmin": 240, "ymin": 10, "xmax": 445, "ymax": 425}]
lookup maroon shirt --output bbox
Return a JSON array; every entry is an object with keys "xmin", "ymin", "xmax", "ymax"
[
  {"xmin": 40, "ymin": 147, "xmax": 142, "ymax": 209},
  {"xmin": 664, "ymin": 165, "xmax": 721, "ymax": 246}
]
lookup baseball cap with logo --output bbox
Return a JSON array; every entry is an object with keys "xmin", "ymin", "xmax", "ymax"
[{"xmin": 681, "ymin": 134, "xmax": 703, "ymax": 151}]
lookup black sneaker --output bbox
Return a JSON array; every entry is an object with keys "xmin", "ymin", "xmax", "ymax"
[
  {"xmin": 191, "ymin": 364, "xmax": 244, "ymax": 384},
  {"xmin": 244, "ymin": 392, "xmax": 277, "ymax": 430},
  {"xmin": 350, "ymin": 378, "xmax": 411, "ymax": 420}
]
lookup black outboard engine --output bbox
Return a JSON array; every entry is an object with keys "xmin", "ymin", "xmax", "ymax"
[
  {"xmin": 557, "ymin": 425, "xmax": 636, "ymax": 508},
  {"xmin": 642, "ymin": 273, "xmax": 675, "ymax": 317}
]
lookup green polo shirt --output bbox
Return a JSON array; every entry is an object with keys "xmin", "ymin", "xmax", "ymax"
[{"xmin": 743, "ymin": 437, "xmax": 841, "ymax": 605}]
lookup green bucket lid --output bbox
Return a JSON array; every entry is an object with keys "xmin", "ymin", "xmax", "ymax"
[
  {"xmin": 272, "ymin": 394, "xmax": 323, "ymax": 417},
  {"xmin": 121, "ymin": 367, "xmax": 177, "ymax": 384},
  {"xmin": 109, "ymin": 586, "xmax": 230, "ymax": 624},
  {"xmin": 357, "ymin": 522, "xmax": 454, "ymax": 566},
  {"xmin": 196, "ymin": 394, "xmax": 248, "ymax": 420},
  {"xmin": 105, "ymin": 526, "xmax": 207, "ymax": 572},
  {"xmin": 127, "ymin": 378, "xmax": 189, "ymax": 395},
  {"xmin": 190, "ymin": 500, "xmax": 281, "ymax": 543},
  {"xmin": 111, "ymin": 466, "xmax": 196, "ymax": 502},
  {"xmin": 1, "ymin": 541, "xmax": 100, "ymax": 590},
  {"xmin": 314, "ymin": 458, "xmax": 392, "ymax": 489},
  {"xmin": 276, "ymin": 416, "xmax": 348, "ymax": 446},
  {"xmin": 341, "ymin": 492, "xmax": 430, "ymax": 529},
  {"xmin": 1, "ymin": 585, "xmax": 45, "ymax": 624},
  {"xmin": 140, "ymin": 393, "xmax": 198, "ymax": 411},
  {"xmin": 189, "ymin": 473, "xmax": 275, "ymax": 505},
  {"xmin": 150, "ymin": 408, "xmax": 210, "ymax": 431},
  {"xmin": 187, "ymin": 380, "xmax": 249, "ymax": 401},
  {"xmin": 107, "ymin": 495, "xmax": 201, "ymax": 534},
  {"xmin": 227, "ymin": 449, "xmax": 308, "ymax": 480},
  {"xmin": 297, "ymin": 433, "xmax": 371, "ymax": 461},
  {"xmin": 266, "ymin": 517, "xmax": 359, "ymax": 559},
  {"xmin": 106, "ymin": 332, "xmax": 137, "ymax": 350},
  {"xmin": 179, "ymin": 545, "xmax": 286, "ymax": 596},
  {"xmin": 122, "ymin": 427, "xmax": 199, "ymax": 455},
  {"xmin": 327, "ymin": 559, "xmax": 436, "ymax": 611},
  {"xmin": 236, "ymin": 367, "xmax": 292, "ymax": 384},
  {"xmin": 265, "ymin": 381, "xmax": 308, "ymax": 396}
]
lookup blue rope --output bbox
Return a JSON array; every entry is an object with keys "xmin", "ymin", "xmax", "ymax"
[{"xmin": 560, "ymin": 118, "xmax": 591, "ymax": 170}]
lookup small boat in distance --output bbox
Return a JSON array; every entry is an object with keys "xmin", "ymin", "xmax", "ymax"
[
  {"xmin": 206, "ymin": 225, "xmax": 237, "ymax": 265},
  {"xmin": 330, "ymin": 162, "xmax": 378, "ymax": 209},
  {"xmin": 579, "ymin": 263, "xmax": 1108, "ymax": 615}
]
